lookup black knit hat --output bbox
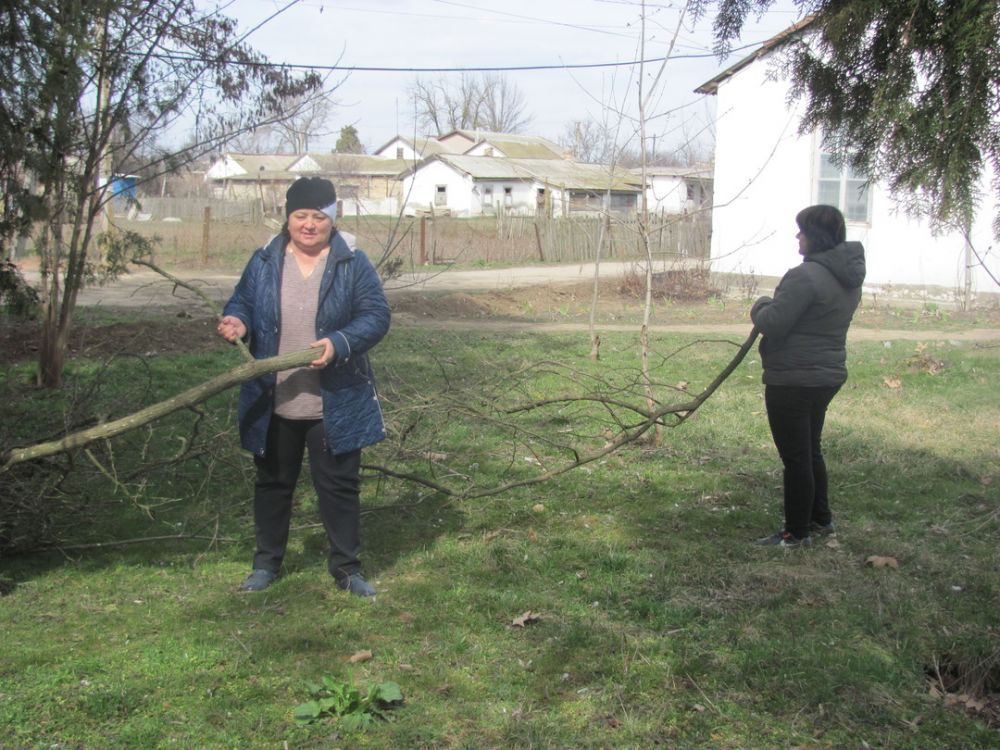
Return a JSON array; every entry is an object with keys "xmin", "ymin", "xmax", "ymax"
[{"xmin": 285, "ymin": 177, "xmax": 337, "ymax": 217}]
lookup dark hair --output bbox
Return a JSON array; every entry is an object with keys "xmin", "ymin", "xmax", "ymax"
[{"xmin": 795, "ymin": 204, "xmax": 846, "ymax": 254}]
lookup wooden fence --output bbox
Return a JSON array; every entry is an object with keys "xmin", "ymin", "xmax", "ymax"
[
  {"xmin": 115, "ymin": 208, "xmax": 712, "ymax": 271},
  {"xmin": 373, "ymin": 212, "xmax": 712, "ymax": 267}
]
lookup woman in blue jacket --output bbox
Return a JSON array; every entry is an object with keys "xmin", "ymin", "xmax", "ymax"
[
  {"xmin": 750, "ymin": 204, "xmax": 865, "ymax": 547},
  {"xmin": 218, "ymin": 177, "xmax": 391, "ymax": 595}
]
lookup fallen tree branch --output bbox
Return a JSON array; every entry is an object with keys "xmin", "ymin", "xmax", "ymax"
[
  {"xmin": 1, "ymin": 347, "xmax": 323, "ymax": 468},
  {"xmin": 3, "ymin": 325, "xmax": 760, "ymax": 506},
  {"xmin": 370, "ymin": 327, "xmax": 761, "ymax": 500},
  {"xmin": 131, "ymin": 258, "xmax": 252, "ymax": 361},
  {"xmin": 38, "ymin": 533, "xmax": 238, "ymax": 553}
]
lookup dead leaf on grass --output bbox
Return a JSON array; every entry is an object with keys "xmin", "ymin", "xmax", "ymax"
[
  {"xmin": 605, "ymin": 714, "xmax": 621, "ymax": 728},
  {"xmin": 527, "ymin": 528, "xmax": 539, "ymax": 543},
  {"xmin": 348, "ymin": 650, "xmax": 373, "ymax": 663},
  {"xmin": 418, "ymin": 450, "xmax": 449, "ymax": 462},
  {"xmin": 825, "ymin": 538, "xmax": 841, "ymax": 549},
  {"xmin": 865, "ymin": 555, "xmax": 900, "ymax": 569},
  {"xmin": 512, "ymin": 611, "xmax": 541, "ymax": 628},
  {"xmin": 883, "ymin": 375, "xmax": 902, "ymax": 389}
]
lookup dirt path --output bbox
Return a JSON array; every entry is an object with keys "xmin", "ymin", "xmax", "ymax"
[{"xmin": 22, "ymin": 263, "xmax": 1000, "ymax": 344}]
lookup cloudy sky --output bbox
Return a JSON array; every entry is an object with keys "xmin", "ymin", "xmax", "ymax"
[{"xmin": 218, "ymin": 0, "xmax": 804, "ymax": 156}]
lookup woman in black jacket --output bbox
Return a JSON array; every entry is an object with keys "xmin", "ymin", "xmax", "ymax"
[{"xmin": 750, "ymin": 205, "xmax": 866, "ymax": 546}]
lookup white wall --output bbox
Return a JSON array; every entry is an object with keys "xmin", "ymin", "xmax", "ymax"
[
  {"xmin": 288, "ymin": 155, "xmax": 320, "ymax": 172},
  {"xmin": 709, "ymin": 54, "xmax": 997, "ymax": 298},
  {"xmin": 375, "ymin": 138, "xmax": 421, "ymax": 161},
  {"xmin": 473, "ymin": 179, "xmax": 541, "ymax": 215},
  {"xmin": 204, "ymin": 155, "xmax": 248, "ymax": 180},
  {"xmin": 402, "ymin": 161, "xmax": 475, "ymax": 215},
  {"xmin": 646, "ymin": 176, "xmax": 688, "ymax": 214},
  {"xmin": 338, "ymin": 197, "xmax": 399, "ymax": 217},
  {"xmin": 466, "ymin": 142, "xmax": 507, "ymax": 158}
]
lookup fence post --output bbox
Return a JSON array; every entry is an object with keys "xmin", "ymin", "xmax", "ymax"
[
  {"xmin": 201, "ymin": 206, "xmax": 211, "ymax": 265},
  {"xmin": 420, "ymin": 215, "xmax": 427, "ymax": 265}
]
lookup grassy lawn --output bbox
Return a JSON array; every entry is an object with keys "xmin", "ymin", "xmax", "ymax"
[{"xmin": 1, "ymin": 322, "xmax": 998, "ymax": 748}]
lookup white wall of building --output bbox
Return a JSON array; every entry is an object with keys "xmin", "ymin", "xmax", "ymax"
[
  {"xmin": 709, "ymin": 54, "xmax": 997, "ymax": 299},
  {"xmin": 466, "ymin": 142, "xmax": 506, "ymax": 158},
  {"xmin": 204, "ymin": 155, "xmax": 248, "ymax": 180},
  {"xmin": 645, "ymin": 176, "xmax": 691, "ymax": 214},
  {"xmin": 474, "ymin": 179, "xmax": 543, "ymax": 216},
  {"xmin": 374, "ymin": 138, "xmax": 422, "ymax": 161},
  {"xmin": 402, "ymin": 160, "xmax": 476, "ymax": 215}
]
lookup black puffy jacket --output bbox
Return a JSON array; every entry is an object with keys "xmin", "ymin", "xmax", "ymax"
[{"xmin": 750, "ymin": 241, "xmax": 866, "ymax": 387}]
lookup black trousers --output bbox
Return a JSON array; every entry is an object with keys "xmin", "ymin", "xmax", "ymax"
[
  {"xmin": 252, "ymin": 415, "xmax": 363, "ymax": 580},
  {"xmin": 764, "ymin": 384, "xmax": 841, "ymax": 538}
]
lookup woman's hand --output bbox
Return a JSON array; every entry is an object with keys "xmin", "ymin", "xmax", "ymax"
[
  {"xmin": 217, "ymin": 315, "xmax": 247, "ymax": 343},
  {"xmin": 309, "ymin": 338, "xmax": 336, "ymax": 368}
]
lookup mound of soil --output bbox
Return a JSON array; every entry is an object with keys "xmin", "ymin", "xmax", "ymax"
[{"xmin": 0, "ymin": 313, "xmax": 223, "ymax": 366}]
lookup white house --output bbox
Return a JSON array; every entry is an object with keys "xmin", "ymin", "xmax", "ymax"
[
  {"xmin": 203, "ymin": 153, "xmax": 300, "ymax": 207},
  {"xmin": 204, "ymin": 153, "xmax": 298, "ymax": 181},
  {"xmin": 400, "ymin": 154, "xmax": 640, "ymax": 217},
  {"xmin": 637, "ymin": 166, "xmax": 714, "ymax": 215},
  {"xmin": 372, "ymin": 135, "xmax": 457, "ymax": 162},
  {"xmin": 696, "ymin": 18, "xmax": 997, "ymax": 301}
]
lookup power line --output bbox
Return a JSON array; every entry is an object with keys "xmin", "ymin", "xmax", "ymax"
[{"xmin": 152, "ymin": 38, "xmax": 764, "ymax": 74}]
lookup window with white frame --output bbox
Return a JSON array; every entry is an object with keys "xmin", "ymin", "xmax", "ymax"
[{"xmin": 816, "ymin": 150, "xmax": 870, "ymax": 222}]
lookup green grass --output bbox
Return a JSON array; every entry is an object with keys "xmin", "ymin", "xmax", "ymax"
[{"xmin": 1, "ymin": 325, "xmax": 999, "ymax": 748}]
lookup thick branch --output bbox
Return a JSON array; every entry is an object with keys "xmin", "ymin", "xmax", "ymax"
[{"xmin": 2, "ymin": 347, "xmax": 322, "ymax": 468}]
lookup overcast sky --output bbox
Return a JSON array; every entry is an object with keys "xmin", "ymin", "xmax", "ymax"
[{"xmin": 217, "ymin": 0, "xmax": 804, "ymax": 156}]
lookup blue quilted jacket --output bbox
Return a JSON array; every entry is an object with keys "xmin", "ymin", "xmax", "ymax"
[{"xmin": 223, "ymin": 230, "xmax": 391, "ymax": 457}]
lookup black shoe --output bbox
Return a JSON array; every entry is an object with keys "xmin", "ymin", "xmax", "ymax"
[
  {"xmin": 810, "ymin": 520, "xmax": 836, "ymax": 536},
  {"xmin": 336, "ymin": 573, "xmax": 376, "ymax": 598},
  {"xmin": 239, "ymin": 569, "xmax": 277, "ymax": 592},
  {"xmin": 755, "ymin": 530, "xmax": 813, "ymax": 547}
]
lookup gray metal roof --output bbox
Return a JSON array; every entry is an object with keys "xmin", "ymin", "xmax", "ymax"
[
  {"xmin": 633, "ymin": 165, "xmax": 713, "ymax": 180},
  {"xmin": 296, "ymin": 153, "xmax": 410, "ymax": 176},
  {"xmin": 453, "ymin": 131, "xmax": 568, "ymax": 159},
  {"xmin": 223, "ymin": 153, "xmax": 300, "ymax": 174},
  {"xmin": 428, "ymin": 154, "xmax": 641, "ymax": 192}
]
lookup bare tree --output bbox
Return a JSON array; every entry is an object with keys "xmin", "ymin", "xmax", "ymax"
[
  {"xmin": 559, "ymin": 120, "xmax": 617, "ymax": 164},
  {"xmin": 224, "ymin": 126, "xmax": 283, "ymax": 154},
  {"xmin": 478, "ymin": 73, "xmax": 532, "ymax": 133},
  {"xmin": 409, "ymin": 73, "xmax": 531, "ymax": 135},
  {"xmin": 269, "ymin": 86, "xmax": 339, "ymax": 153}
]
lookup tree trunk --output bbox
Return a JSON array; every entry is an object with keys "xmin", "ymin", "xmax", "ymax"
[{"xmin": 37, "ymin": 315, "xmax": 68, "ymax": 388}]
